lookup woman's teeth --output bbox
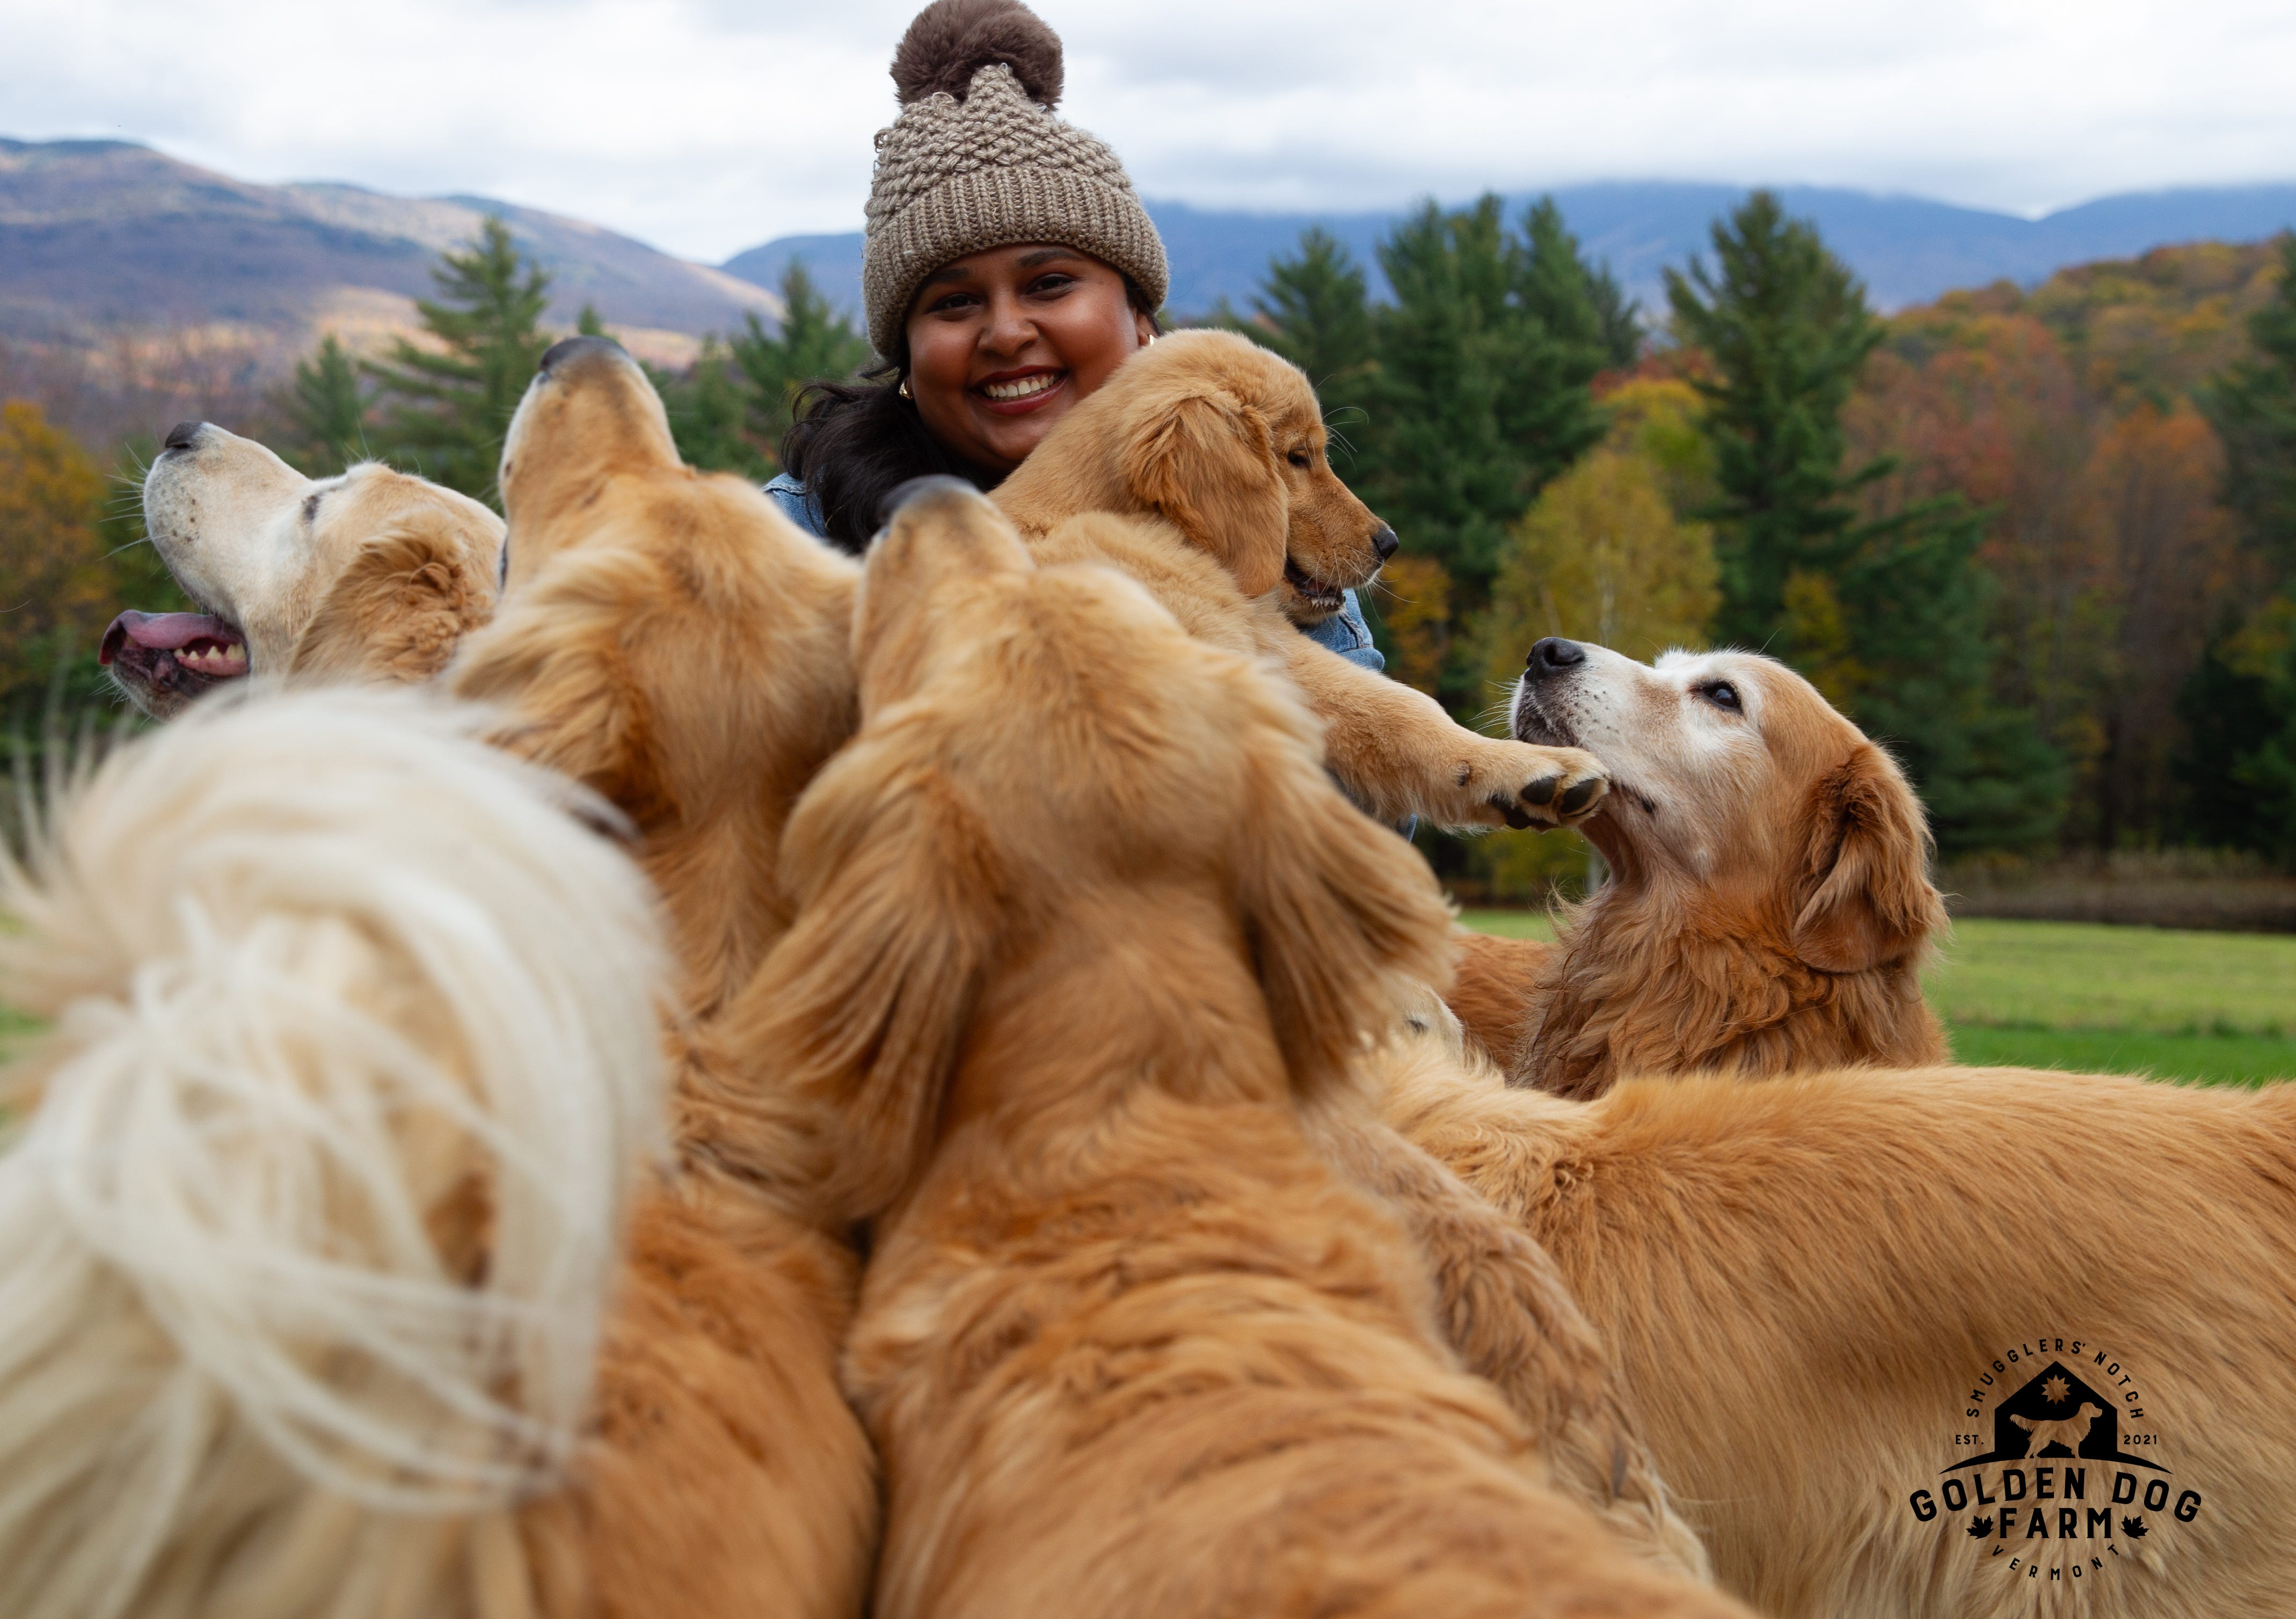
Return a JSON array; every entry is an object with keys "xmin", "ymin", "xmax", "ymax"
[{"xmin": 981, "ymin": 373, "xmax": 1061, "ymax": 402}]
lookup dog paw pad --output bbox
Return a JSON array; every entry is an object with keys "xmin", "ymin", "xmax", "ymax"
[
  {"xmin": 1521, "ymin": 774, "xmax": 1560, "ymax": 807},
  {"xmin": 1559, "ymin": 778, "xmax": 1604, "ymax": 815}
]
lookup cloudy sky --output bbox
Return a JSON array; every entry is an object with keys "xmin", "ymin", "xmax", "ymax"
[{"xmin": 7, "ymin": 0, "xmax": 2295, "ymax": 264}]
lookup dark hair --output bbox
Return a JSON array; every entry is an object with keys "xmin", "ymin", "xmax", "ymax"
[
  {"xmin": 779, "ymin": 278, "xmax": 1163, "ymax": 554},
  {"xmin": 780, "ymin": 362, "xmax": 986, "ymax": 554}
]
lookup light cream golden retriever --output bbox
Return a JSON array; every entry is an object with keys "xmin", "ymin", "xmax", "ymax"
[
  {"xmin": 996, "ymin": 331, "xmax": 1610, "ymax": 834},
  {"xmin": 108, "ymin": 422, "xmax": 504, "ymax": 717},
  {"xmin": 747, "ymin": 479, "xmax": 1753, "ymax": 1619},
  {"xmin": 1450, "ymin": 637, "xmax": 1949, "ymax": 1093},
  {"xmin": 0, "ymin": 689, "xmax": 666, "ymax": 1619}
]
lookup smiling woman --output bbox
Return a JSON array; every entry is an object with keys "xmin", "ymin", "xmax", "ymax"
[{"xmin": 770, "ymin": 0, "xmax": 1386, "ymax": 672}]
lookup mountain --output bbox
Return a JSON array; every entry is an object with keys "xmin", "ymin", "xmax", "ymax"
[
  {"xmin": 0, "ymin": 137, "xmax": 779, "ymax": 363},
  {"xmin": 723, "ymin": 181, "xmax": 2296, "ymax": 321}
]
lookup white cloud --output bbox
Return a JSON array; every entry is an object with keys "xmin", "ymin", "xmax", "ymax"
[{"xmin": 3, "ymin": 0, "xmax": 2293, "ymax": 261}]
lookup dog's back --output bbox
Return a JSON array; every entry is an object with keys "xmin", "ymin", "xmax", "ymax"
[
  {"xmin": 0, "ymin": 689, "xmax": 666, "ymax": 1619},
  {"xmin": 761, "ymin": 483, "xmax": 1750, "ymax": 1619}
]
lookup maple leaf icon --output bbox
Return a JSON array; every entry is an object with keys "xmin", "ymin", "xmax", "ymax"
[
  {"xmin": 1967, "ymin": 1516, "xmax": 1994, "ymax": 1537},
  {"xmin": 2123, "ymin": 1517, "xmax": 2148, "ymax": 1538}
]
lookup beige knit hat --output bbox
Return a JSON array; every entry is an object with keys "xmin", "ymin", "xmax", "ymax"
[{"xmin": 862, "ymin": 0, "xmax": 1169, "ymax": 361}]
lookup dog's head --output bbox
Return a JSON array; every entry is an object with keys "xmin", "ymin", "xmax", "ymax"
[
  {"xmin": 498, "ymin": 336, "xmax": 686, "ymax": 594},
  {"xmin": 117, "ymin": 423, "xmax": 504, "ymax": 717},
  {"xmin": 758, "ymin": 478, "xmax": 1449, "ymax": 1217},
  {"xmin": 997, "ymin": 329, "xmax": 1396, "ymax": 624},
  {"xmin": 1513, "ymin": 638, "xmax": 1945, "ymax": 974}
]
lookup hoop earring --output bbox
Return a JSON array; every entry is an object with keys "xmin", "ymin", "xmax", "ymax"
[{"xmin": 898, "ymin": 376, "xmax": 913, "ymax": 400}]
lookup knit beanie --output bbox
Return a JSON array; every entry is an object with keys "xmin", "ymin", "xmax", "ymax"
[{"xmin": 862, "ymin": 0, "xmax": 1169, "ymax": 361}]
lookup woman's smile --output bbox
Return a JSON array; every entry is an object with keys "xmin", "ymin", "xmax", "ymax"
[{"xmin": 975, "ymin": 367, "xmax": 1069, "ymax": 412}]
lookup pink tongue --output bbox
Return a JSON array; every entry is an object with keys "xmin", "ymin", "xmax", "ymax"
[{"xmin": 99, "ymin": 611, "xmax": 243, "ymax": 665}]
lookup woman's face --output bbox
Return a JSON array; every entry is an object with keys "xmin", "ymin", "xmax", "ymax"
[{"xmin": 903, "ymin": 244, "xmax": 1155, "ymax": 479}]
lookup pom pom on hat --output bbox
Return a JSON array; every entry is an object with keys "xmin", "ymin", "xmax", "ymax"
[{"xmin": 891, "ymin": 0, "xmax": 1064, "ymax": 109}]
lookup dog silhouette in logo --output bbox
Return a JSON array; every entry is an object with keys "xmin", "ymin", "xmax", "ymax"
[{"xmin": 2013, "ymin": 1403, "xmax": 2104, "ymax": 1457}]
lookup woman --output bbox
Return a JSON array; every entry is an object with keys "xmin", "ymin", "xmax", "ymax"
[{"xmin": 764, "ymin": 0, "xmax": 1384, "ymax": 673}]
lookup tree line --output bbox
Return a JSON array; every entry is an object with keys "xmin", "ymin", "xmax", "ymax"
[{"xmin": 6, "ymin": 201, "xmax": 2295, "ymax": 887}]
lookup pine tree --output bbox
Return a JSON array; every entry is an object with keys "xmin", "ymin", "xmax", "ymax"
[
  {"xmin": 1666, "ymin": 191, "xmax": 1885, "ymax": 646},
  {"xmin": 363, "ymin": 217, "xmax": 553, "ymax": 502},
  {"xmin": 1671, "ymin": 191, "xmax": 2064, "ymax": 855},
  {"xmin": 729, "ymin": 261, "xmax": 872, "ymax": 456},
  {"xmin": 1587, "ymin": 262, "xmax": 1643, "ymax": 370},
  {"xmin": 651, "ymin": 337, "xmax": 771, "ymax": 477},
  {"xmin": 280, "ymin": 334, "xmax": 367, "ymax": 474},
  {"xmin": 1250, "ymin": 228, "xmax": 1374, "ymax": 422},
  {"xmin": 2206, "ymin": 234, "xmax": 2296, "ymax": 572}
]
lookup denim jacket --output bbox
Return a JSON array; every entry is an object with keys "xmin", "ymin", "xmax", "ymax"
[{"xmin": 764, "ymin": 472, "xmax": 1387, "ymax": 674}]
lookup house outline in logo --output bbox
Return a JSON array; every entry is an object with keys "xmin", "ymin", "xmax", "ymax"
[{"xmin": 1945, "ymin": 1360, "xmax": 2167, "ymax": 1474}]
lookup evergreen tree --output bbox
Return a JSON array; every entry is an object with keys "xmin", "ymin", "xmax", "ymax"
[
  {"xmin": 728, "ymin": 261, "xmax": 872, "ymax": 455},
  {"xmin": 280, "ymin": 334, "xmax": 367, "ymax": 474},
  {"xmin": 1587, "ymin": 261, "xmax": 1643, "ymax": 371},
  {"xmin": 651, "ymin": 337, "xmax": 771, "ymax": 477},
  {"xmin": 1250, "ymin": 228, "xmax": 1374, "ymax": 424},
  {"xmin": 364, "ymin": 217, "xmax": 553, "ymax": 502},
  {"xmin": 1361, "ymin": 195, "xmax": 1609, "ymax": 618},
  {"xmin": 1671, "ymin": 191, "xmax": 2064, "ymax": 855},
  {"xmin": 1666, "ymin": 191, "xmax": 1885, "ymax": 646},
  {"xmin": 2205, "ymin": 234, "xmax": 2296, "ymax": 572}
]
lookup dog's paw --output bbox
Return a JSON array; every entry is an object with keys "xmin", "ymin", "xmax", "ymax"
[{"xmin": 1456, "ymin": 740, "xmax": 1608, "ymax": 830}]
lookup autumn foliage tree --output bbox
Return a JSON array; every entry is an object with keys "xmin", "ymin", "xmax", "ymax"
[{"xmin": 0, "ymin": 401, "xmax": 113, "ymax": 721}]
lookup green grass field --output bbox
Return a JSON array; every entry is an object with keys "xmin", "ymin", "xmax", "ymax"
[{"xmin": 1458, "ymin": 910, "xmax": 2296, "ymax": 1085}]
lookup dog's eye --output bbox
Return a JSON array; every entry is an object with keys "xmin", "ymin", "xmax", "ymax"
[
  {"xmin": 1697, "ymin": 681, "xmax": 1741, "ymax": 713},
  {"xmin": 1287, "ymin": 447, "xmax": 1312, "ymax": 469}
]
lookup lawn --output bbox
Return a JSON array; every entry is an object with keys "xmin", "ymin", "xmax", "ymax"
[{"xmin": 1457, "ymin": 910, "xmax": 2296, "ymax": 1085}]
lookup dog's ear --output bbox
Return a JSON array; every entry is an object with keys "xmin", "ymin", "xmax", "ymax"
[
  {"xmin": 1791, "ymin": 742, "xmax": 1948, "ymax": 973},
  {"xmin": 291, "ymin": 513, "xmax": 500, "ymax": 687},
  {"xmin": 1230, "ymin": 717, "xmax": 1454, "ymax": 1096},
  {"xmin": 732, "ymin": 750, "xmax": 1002, "ymax": 1220},
  {"xmin": 1118, "ymin": 386, "xmax": 1288, "ymax": 597}
]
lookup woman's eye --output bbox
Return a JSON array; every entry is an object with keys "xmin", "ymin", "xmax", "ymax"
[
  {"xmin": 927, "ymin": 291, "xmax": 980, "ymax": 315},
  {"xmin": 1287, "ymin": 448, "xmax": 1312, "ymax": 469},
  {"xmin": 1024, "ymin": 273, "xmax": 1078, "ymax": 296},
  {"xmin": 1699, "ymin": 682, "xmax": 1741, "ymax": 713}
]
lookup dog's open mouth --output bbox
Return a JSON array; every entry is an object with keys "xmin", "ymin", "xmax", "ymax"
[
  {"xmin": 99, "ymin": 610, "xmax": 250, "ymax": 699},
  {"xmin": 1283, "ymin": 559, "xmax": 1346, "ymax": 615}
]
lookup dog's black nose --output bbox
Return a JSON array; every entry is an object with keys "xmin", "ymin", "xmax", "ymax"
[
  {"xmin": 538, "ymin": 334, "xmax": 626, "ymax": 376},
  {"xmin": 1528, "ymin": 637, "xmax": 1586, "ymax": 677},
  {"xmin": 162, "ymin": 420, "xmax": 204, "ymax": 453},
  {"xmin": 1371, "ymin": 526, "xmax": 1399, "ymax": 563}
]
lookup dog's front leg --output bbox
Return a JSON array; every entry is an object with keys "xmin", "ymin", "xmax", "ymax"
[{"xmin": 1273, "ymin": 631, "xmax": 1609, "ymax": 830}]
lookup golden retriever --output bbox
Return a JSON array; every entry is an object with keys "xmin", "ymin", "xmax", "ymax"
[
  {"xmin": 1451, "ymin": 638, "xmax": 1949, "ymax": 1093},
  {"xmin": 451, "ymin": 335, "xmax": 863, "ymax": 1017},
  {"xmin": 107, "ymin": 422, "xmax": 504, "ymax": 717},
  {"xmin": 995, "ymin": 330, "xmax": 1611, "ymax": 834},
  {"xmin": 0, "ymin": 687, "xmax": 877, "ymax": 1619},
  {"xmin": 747, "ymin": 479, "xmax": 1754, "ymax": 1619},
  {"xmin": 1379, "ymin": 1048, "xmax": 2296, "ymax": 1618},
  {"xmin": 0, "ymin": 688, "xmax": 665, "ymax": 1619},
  {"xmin": 446, "ymin": 335, "xmax": 877, "ymax": 1619}
]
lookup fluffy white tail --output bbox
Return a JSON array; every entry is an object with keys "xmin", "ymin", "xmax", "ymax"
[{"xmin": 0, "ymin": 688, "xmax": 668, "ymax": 1619}]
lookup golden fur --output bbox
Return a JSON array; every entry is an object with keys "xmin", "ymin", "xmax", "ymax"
[
  {"xmin": 114, "ymin": 425, "xmax": 504, "ymax": 716},
  {"xmin": 446, "ymin": 336, "xmax": 877, "ymax": 1619},
  {"xmin": 995, "ymin": 330, "xmax": 1612, "ymax": 834},
  {"xmin": 1379, "ymin": 1048, "xmax": 2296, "ymax": 1618},
  {"xmin": 1451, "ymin": 643, "xmax": 1949, "ymax": 1093},
  {"xmin": 747, "ymin": 479, "xmax": 1755, "ymax": 1619}
]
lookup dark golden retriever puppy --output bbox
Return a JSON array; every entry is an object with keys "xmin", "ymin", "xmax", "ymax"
[
  {"xmin": 748, "ymin": 479, "xmax": 1753, "ymax": 1619},
  {"xmin": 996, "ymin": 330, "xmax": 1610, "ymax": 834},
  {"xmin": 1449, "ymin": 637, "xmax": 1949, "ymax": 1093}
]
